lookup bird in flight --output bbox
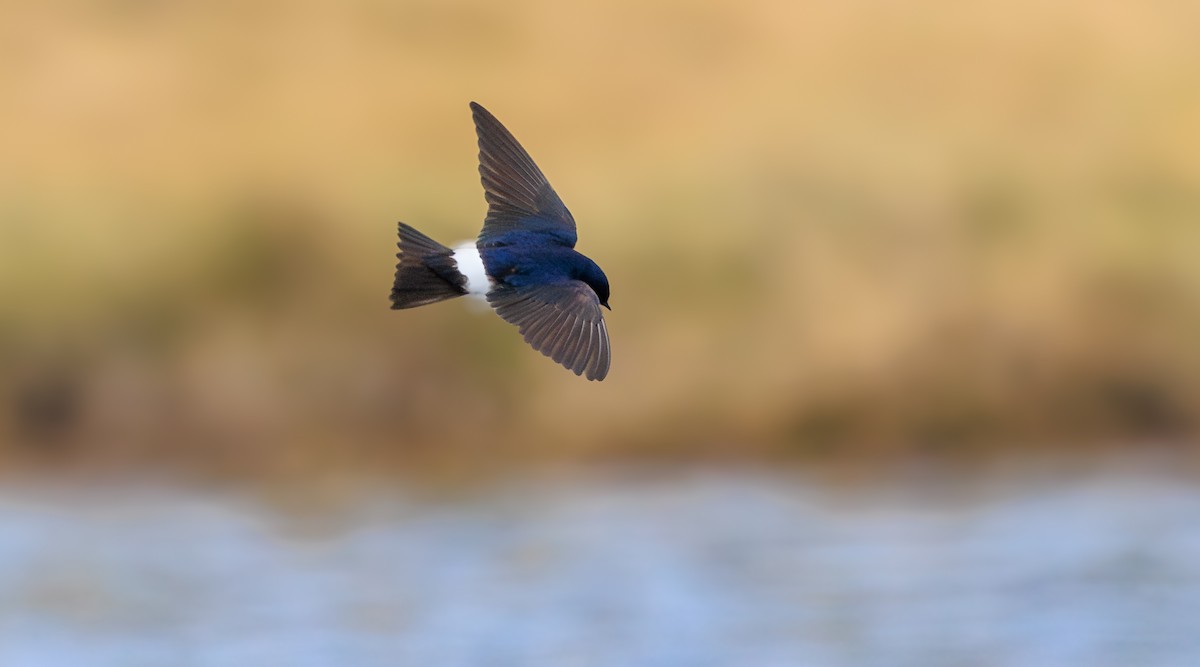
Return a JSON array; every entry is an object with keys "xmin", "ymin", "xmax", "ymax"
[{"xmin": 390, "ymin": 102, "xmax": 611, "ymax": 381}]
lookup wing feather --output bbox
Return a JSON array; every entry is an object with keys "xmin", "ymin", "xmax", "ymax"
[
  {"xmin": 471, "ymin": 102, "xmax": 577, "ymax": 247},
  {"xmin": 487, "ymin": 281, "xmax": 611, "ymax": 381}
]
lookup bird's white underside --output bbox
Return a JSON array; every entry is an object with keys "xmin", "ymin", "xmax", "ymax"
[{"xmin": 452, "ymin": 242, "xmax": 491, "ymax": 300}]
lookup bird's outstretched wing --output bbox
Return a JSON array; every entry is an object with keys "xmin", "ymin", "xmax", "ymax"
[
  {"xmin": 471, "ymin": 102, "xmax": 577, "ymax": 247},
  {"xmin": 487, "ymin": 281, "xmax": 610, "ymax": 381}
]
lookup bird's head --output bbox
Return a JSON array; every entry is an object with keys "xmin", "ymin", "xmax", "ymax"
[{"xmin": 579, "ymin": 258, "xmax": 610, "ymax": 310}]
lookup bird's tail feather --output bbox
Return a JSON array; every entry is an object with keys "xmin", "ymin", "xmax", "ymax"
[{"xmin": 390, "ymin": 223, "xmax": 468, "ymax": 309}]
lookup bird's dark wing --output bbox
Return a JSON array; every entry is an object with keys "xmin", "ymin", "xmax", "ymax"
[
  {"xmin": 471, "ymin": 102, "xmax": 577, "ymax": 247},
  {"xmin": 487, "ymin": 281, "xmax": 610, "ymax": 381}
]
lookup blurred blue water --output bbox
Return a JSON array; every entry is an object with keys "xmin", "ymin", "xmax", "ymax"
[{"xmin": 0, "ymin": 471, "xmax": 1197, "ymax": 667}]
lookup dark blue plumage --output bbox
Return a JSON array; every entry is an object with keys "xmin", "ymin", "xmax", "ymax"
[
  {"xmin": 390, "ymin": 102, "xmax": 612, "ymax": 381},
  {"xmin": 479, "ymin": 243, "xmax": 610, "ymax": 308}
]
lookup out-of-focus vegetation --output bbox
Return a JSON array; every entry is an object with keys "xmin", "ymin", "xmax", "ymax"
[{"xmin": 1, "ymin": 0, "xmax": 1198, "ymax": 478}]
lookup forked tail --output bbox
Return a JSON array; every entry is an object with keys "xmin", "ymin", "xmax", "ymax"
[{"xmin": 390, "ymin": 223, "xmax": 469, "ymax": 309}]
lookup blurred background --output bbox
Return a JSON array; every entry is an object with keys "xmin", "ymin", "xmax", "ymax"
[{"xmin": 1, "ymin": 0, "xmax": 1199, "ymax": 665}]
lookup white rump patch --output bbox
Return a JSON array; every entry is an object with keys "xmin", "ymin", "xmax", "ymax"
[{"xmin": 452, "ymin": 241, "xmax": 491, "ymax": 299}]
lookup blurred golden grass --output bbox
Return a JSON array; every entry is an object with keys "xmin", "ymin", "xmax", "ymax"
[{"xmin": 1, "ymin": 0, "xmax": 1198, "ymax": 476}]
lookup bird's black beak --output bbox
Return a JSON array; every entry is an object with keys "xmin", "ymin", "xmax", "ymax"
[{"xmin": 601, "ymin": 301, "xmax": 611, "ymax": 311}]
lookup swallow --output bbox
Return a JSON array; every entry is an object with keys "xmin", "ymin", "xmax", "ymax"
[{"xmin": 390, "ymin": 102, "xmax": 611, "ymax": 381}]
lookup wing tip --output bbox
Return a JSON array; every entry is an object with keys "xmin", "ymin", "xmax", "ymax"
[{"xmin": 469, "ymin": 101, "xmax": 493, "ymax": 125}]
